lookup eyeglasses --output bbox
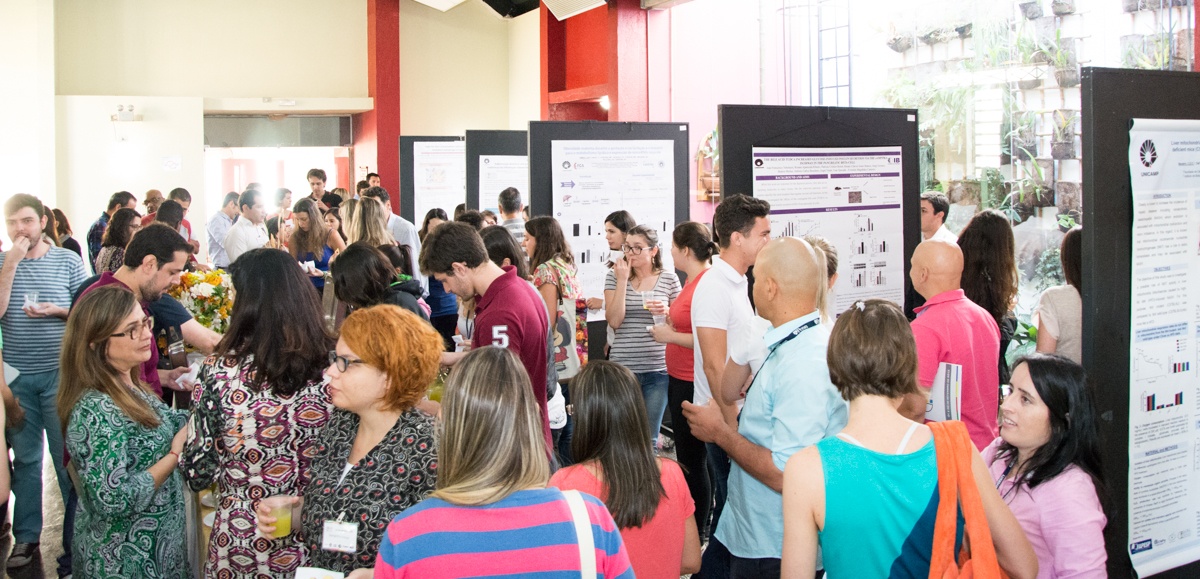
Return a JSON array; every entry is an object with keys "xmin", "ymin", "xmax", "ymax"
[
  {"xmin": 621, "ymin": 244, "xmax": 650, "ymax": 255},
  {"xmin": 111, "ymin": 316, "xmax": 154, "ymax": 340},
  {"xmin": 328, "ymin": 351, "xmax": 366, "ymax": 373}
]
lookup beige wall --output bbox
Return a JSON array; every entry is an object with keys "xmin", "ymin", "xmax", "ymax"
[
  {"xmin": 508, "ymin": 9, "xmax": 541, "ymax": 131},
  {"xmin": 55, "ymin": 0, "xmax": 368, "ymax": 98},
  {"xmin": 2, "ymin": 0, "xmax": 57, "ymax": 204}
]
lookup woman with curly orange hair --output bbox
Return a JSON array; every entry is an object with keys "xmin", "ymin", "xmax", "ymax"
[{"xmin": 254, "ymin": 303, "xmax": 442, "ymax": 575}]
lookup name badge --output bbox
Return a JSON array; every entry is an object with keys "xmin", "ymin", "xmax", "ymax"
[{"xmin": 322, "ymin": 520, "xmax": 358, "ymax": 553}]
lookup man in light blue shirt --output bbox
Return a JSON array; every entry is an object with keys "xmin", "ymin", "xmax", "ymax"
[
  {"xmin": 206, "ymin": 191, "xmax": 240, "ymax": 268},
  {"xmin": 684, "ymin": 236, "xmax": 848, "ymax": 577}
]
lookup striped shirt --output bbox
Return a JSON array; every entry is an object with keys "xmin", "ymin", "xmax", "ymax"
[
  {"xmin": 0, "ymin": 246, "xmax": 88, "ymax": 372},
  {"xmin": 605, "ymin": 269, "xmax": 681, "ymax": 373},
  {"xmin": 375, "ymin": 488, "xmax": 634, "ymax": 579}
]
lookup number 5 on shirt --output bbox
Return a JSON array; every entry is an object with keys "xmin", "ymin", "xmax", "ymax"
[{"xmin": 492, "ymin": 325, "xmax": 510, "ymax": 348}]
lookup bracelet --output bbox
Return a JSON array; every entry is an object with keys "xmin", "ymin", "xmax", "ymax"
[{"xmin": 167, "ymin": 450, "xmax": 180, "ymax": 462}]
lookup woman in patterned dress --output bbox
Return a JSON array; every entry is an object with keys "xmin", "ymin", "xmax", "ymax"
[
  {"xmin": 255, "ymin": 304, "xmax": 441, "ymax": 574},
  {"xmin": 58, "ymin": 285, "xmax": 190, "ymax": 578},
  {"xmin": 181, "ymin": 248, "xmax": 335, "ymax": 578}
]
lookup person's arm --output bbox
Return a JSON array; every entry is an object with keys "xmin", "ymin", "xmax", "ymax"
[
  {"xmin": 648, "ymin": 324, "xmax": 694, "ymax": 348},
  {"xmin": 681, "ymin": 514, "xmax": 701, "ymax": 575},
  {"xmin": 718, "ymin": 361, "xmax": 751, "ymax": 405},
  {"xmin": 181, "ymin": 319, "xmax": 222, "ymax": 354},
  {"xmin": 1035, "ymin": 318, "xmax": 1058, "ymax": 354},
  {"xmin": 328, "ymin": 228, "xmax": 347, "ymax": 253},
  {"xmin": 159, "ymin": 367, "xmax": 191, "ymax": 391},
  {"xmin": 0, "ymin": 396, "xmax": 9, "ymax": 499},
  {"xmin": 900, "ymin": 322, "xmax": 941, "ymax": 422},
  {"xmin": 682, "ymin": 398, "xmax": 783, "ymax": 491},
  {"xmin": 537, "ymin": 284, "xmax": 557, "ymax": 324},
  {"xmin": 604, "ymin": 264, "xmax": 629, "ymax": 330},
  {"xmin": 0, "ymin": 238, "xmax": 31, "ymax": 318},
  {"xmin": 781, "ymin": 447, "xmax": 824, "ymax": 579},
  {"xmin": 971, "ymin": 448, "xmax": 1039, "ymax": 579},
  {"xmin": 696, "ymin": 327, "xmax": 738, "ymax": 426}
]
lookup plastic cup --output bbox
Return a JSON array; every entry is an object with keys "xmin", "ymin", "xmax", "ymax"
[
  {"xmin": 22, "ymin": 292, "xmax": 37, "ymax": 308},
  {"xmin": 653, "ymin": 314, "xmax": 667, "ymax": 326},
  {"xmin": 640, "ymin": 291, "xmax": 655, "ymax": 310},
  {"xmin": 262, "ymin": 495, "xmax": 295, "ymax": 538}
]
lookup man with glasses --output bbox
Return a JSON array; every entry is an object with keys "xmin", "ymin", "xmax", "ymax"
[{"xmin": 0, "ymin": 194, "xmax": 88, "ymax": 573}]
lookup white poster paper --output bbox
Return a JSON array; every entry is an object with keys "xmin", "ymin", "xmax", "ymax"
[
  {"xmin": 478, "ymin": 155, "xmax": 529, "ymax": 214},
  {"xmin": 551, "ymin": 139, "xmax": 676, "ymax": 321},
  {"xmin": 1126, "ymin": 118, "xmax": 1200, "ymax": 577},
  {"xmin": 412, "ymin": 140, "xmax": 466, "ymax": 223},
  {"xmin": 751, "ymin": 146, "xmax": 906, "ymax": 314}
]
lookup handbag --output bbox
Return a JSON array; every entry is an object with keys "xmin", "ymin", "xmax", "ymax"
[
  {"xmin": 564, "ymin": 489, "xmax": 597, "ymax": 579},
  {"xmin": 928, "ymin": 420, "xmax": 1006, "ymax": 579},
  {"xmin": 550, "ymin": 269, "xmax": 582, "ymax": 381}
]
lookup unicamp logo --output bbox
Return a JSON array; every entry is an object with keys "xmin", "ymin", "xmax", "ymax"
[{"xmin": 1139, "ymin": 140, "xmax": 1158, "ymax": 168}]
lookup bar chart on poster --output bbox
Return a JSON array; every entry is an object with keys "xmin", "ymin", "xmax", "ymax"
[{"xmin": 751, "ymin": 146, "xmax": 906, "ymax": 314}]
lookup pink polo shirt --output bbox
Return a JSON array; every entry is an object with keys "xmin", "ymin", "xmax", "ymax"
[
  {"xmin": 982, "ymin": 439, "xmax": 1107, "ymax": 578},
  {"xmin": 911, "ymin": 288, "xmax": 1000, "ymax": 449}
]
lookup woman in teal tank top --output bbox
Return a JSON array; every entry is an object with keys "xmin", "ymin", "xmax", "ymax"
[{"xmin": 780, "ymin": 299, "xmax": 1037, "ymax": 579}]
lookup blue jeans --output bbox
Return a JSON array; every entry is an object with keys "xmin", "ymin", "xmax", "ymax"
[
  {"xmin": 635, "ymin": 370, "xmax": 669, "ymax": 442},
  {"xmin": 699, "ymin": 441, "xmax": 733, "ymax": 579},
  {"xmin": 8, "ymin": 369, "xmax": 73, "ymax": 545}
]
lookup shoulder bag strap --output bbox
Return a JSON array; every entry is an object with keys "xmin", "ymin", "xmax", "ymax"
[
  {"xmin": 928, "ymin": 421, "xmax": 961, "ymax": 578},
  {"xmin": 564, "ymin": 489, "xmax": 597, "ymax": 579},
  {"xmin": 949, "ymin": 421, "xmax": 1003, "ymax": 578}
]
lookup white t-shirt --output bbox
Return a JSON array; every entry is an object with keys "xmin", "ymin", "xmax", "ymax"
[
  {"xmin": 729, "ymin": 315, "xmax": 773, "ymax": 372},
  {"xmin": 690, "ymin": 256, "xmax": 754, "ymax": 405},
  {"xmin": 923, "ymin": 223, "xmax": 958, "ymax": 244}
]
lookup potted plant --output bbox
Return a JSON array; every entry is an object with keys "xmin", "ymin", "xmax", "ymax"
[
  {"xmin": 1051, "ymin": 0, "xmax": 1076, "ymax": 15},
  {"xmin": 1008, "ymin": 112, "xmax": 1039, "ymax": 160},
  {"xmin": 1042, "ymin": 31, "xmax": 1080, "ymax": 87},
  {"xmin": 696, "ymin": 129, "xmax": 720, "ymax": 196},
  {"xmin": 1122, "ymin": 0, "xmax": 1141, "ymax": 13},
  {"xmin": 955, "ymin": 22, "xmax": 973, "ymax": 38},
  {"xmin": 919, "ymin": 27, "xmax": 956, "ymax": 46},
  {"xmin": 1020, "ymin": 1, "xmax": 1044, "ymax": 19},
  {"xmin": 1051, "ymin": 109, "xmax": 1078, "ymax": 160},
  {"xmin": 887, "ymin": 34, "xmax": 914, "ymax": 53}
]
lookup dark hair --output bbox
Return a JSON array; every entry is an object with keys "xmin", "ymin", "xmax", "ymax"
[
  {"xmin": 570, "ymin": 361, "xmax": 667, "ymax": 528},
  {"xmin": 456, "ymin": 210, "xmax": 484, "ymax": 231},
  {"xmin": 712, "ymin": 195, "xmax": 770, "ymax": 249},
  {"xmin": 222, "ymin": 191, "xmax": 240, "ymax": 208},
  {"xmin": 306, "ymin": 168, "xmax": 327, "ymax": 183},
  {"xmin": 672, "ymin": 221, "xmax": 717, "ymax": 263},
  {"xmin": 167, "ymin": 188, "xmax": 191, "ymax": 203},
  {"xmin": 420, "ymin": 208, "xmax": 449, "ymax": 242},
  {"xmin": 958, "ymin": 209, "xmax": 1018, "ymax": 326},
  {"xmin": 481, "ymin": 209, "xmax": 497, "ymax": 224},
  {"xmin": 219, "ymin": 249, "xmax": 333, "ymax": 397},
  {"xmin": 123, "ymin": 223, "xmax": 192, "ymax": 269},
  {"xmin": 363, "ymin": 186, "xmax": 390, "ymax": 205},
  {"xmin": 155, "ymin": 200, "xmax": 185, "ymax": 230},
  {"xmin": 239, "ymin": 189, "xmax": 261, "ymax": 212},
  {"xmin": 289, "ymin": 198, "xmax": 329, "ymax": 259},
  {"xmin": 498, "ymin": 187, "xmax": 523, "ymax": 214},
  {"xmin": 332, "ymin": 243, "xmax": 403, "ymax": 308},
  {"xmin": 366, "ymin": 172, "xmax": 380, "ymax": 181},
  {"xmin": 920, "ymin": 191, "xmax": 950, "ymax": 222},
  {"xmin": 525, "ymin": 216, "xmax": 574, "ymax": 270},
  {"xmin": 101, "ymin": 208, "xmax": 142, "ymax": 249},
  {"xmin": 480, "ymin": 225, "xmax": 529, "ymax": 279},
  {"xmin": 625, "ymin": 225, "xmax": 663, "ymax": 272},
  {"xmin": 245, "ymin": 182, "xmax": 263, "ymax": 192},
  {"xmin": 107, "ymin": 191, "xmax": 136, "ymax": 212},
  {"xmin": 453, "ymin": 203, "xmax": 467, "ymax": 220},
  {"xmin": 378, "ymin": 244, "xmax": 415, "ymax": 277},
  {"xmin": 419, "ymin": 222, "xmax": 488, "ymax": 276},
  {"xmin": 604, "ymin": 210, "xmax": 636, "ymax": 234},
  {"xmin": 827, "ymin": 299, "xmax": 920, "ymax": 401},
  {"xmin": 324, "ymin": 207, "xmax": 346, "ymax": 241},
  {"xmin": 995, "ymin": 354, "xmax": 1106, "ymax": 502},
  {"xmin": 1061, "ymin": 226, "xmax": 1082, "ymax": 291},
  {"xmin": 5, "ymin": 193, "xmax": 45, "ymax": 219},
  {"xmin": 52, "ymin": 209, "xmax": 73, "ymax": 237},
  {"xmin": 42, "ymin": 205, "xmax": 59, "ymax": 246},
  {"xmin": 273, "ymin": 187, "xmax": 291, "ymax": 208},
  {"xmin": 356, "ymin": 180, "xmax": 369, "ymax": 193}
]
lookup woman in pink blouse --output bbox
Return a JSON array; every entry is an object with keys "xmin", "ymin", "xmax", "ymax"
[{"xmin": 984, "ymin": 353, "xmax": 1107, "ymax": 578}]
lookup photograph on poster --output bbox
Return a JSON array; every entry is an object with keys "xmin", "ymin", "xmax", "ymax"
[
  {"xmin": 550, "ymin": 139, "xmax": 676, "ymax": 321},
  {"xmin": 478, "ymin": 155, "xmax": 529, "ymax": 214},
  {"xmin": 751, "ymin": 146, "xmax": 905, "ymax": 314},
  {"xmin": 413, "ymin": 140, "xmax": 466, "ymax": 222},
  {"xmin": 1125, "ymin": 118, "xmax": 1200, "ymax": 577}
]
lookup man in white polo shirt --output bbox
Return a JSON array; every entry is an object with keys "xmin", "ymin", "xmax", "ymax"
[{"xmin": 223, "ymin": 189, "xmax": 268, "ymax": 265}]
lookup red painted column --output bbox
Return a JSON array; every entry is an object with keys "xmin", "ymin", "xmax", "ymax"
[
  {"xmin": 354, "ymin": 0, "xmax": 402, "ymax": 212},
  {"xmin": 608, "ymin": 0, "xmax": 648, "ymax": 122}
]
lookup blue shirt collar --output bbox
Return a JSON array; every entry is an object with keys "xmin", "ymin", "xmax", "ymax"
[{"xmin": 763, "ymin": 310, "xmax": 822, "ymax": 348}]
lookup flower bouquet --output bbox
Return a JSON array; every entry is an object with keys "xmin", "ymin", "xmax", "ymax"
[{"xmin": 169, "ymin": 270, "xmax": 233, "ymax": 333}]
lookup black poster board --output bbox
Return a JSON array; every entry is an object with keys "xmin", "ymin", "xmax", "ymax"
[
  {"xmin": 718, "ymin": 105, "xmax": 922, "ymax": 314},
  {"xmin": 399, "ymin": 135, "xmax": 464, "ymax": 223},
  {"xmin": 1083, "ymin": 66, "xmax": 1200, "ymax": 579},
  {"xmin": 465, "ymin": 130, "xmax": 528, "ymax": 212}
]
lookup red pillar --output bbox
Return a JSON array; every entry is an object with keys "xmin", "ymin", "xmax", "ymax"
[{"xmin": 354, "ymin": 0, "xmax": 402, "ymax": 213}]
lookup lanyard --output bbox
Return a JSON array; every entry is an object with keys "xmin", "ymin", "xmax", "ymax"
[{"xmin": 743, "ymin": 317, "xmax": 821, "ymax": 396}]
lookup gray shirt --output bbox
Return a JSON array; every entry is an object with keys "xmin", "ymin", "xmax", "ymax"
[{"xmin": 502, "ymin": 217, "xmax": 525, "ymax": 244}]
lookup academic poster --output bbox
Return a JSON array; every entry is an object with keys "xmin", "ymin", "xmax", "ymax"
[
  {"xmin": 412, "ymin": 140, "xmax": 466, "ymax": 223},
  {"xmin": 1126, "ymin": 118, "xmax": 1200, "ymax": 576},
  {"xmin": 751, "ymin": 146, "xmax": 906, "ymax": 314},
  {"xmin": 478, "ymin": 155, "xmax": 529, "ymax": 214},
  {"xmin": 550, "ymin": 139, "xmax": 676, "ymax": 321}
]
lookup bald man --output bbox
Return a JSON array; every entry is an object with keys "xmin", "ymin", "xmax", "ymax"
[
  {"xmin": 684, "ymin": 237, "xmax": 848, "ymax": 577},
  {"xmin": 902, "ymin": 240, "xmax": 1000, "ymax": 449}
]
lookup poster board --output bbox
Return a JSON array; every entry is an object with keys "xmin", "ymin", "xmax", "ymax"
[
  {"xmin": 399, "ymin": 135, "xmax": 465, "ymax": 223},
  {"xmin": 528, "ymin": 121, "xmax": 690, "ymax": 329},
  {"xmin": 465, "ymin": 130, "xmax": 528, "ymax": 213},
  {"xmin": 1083, "ymin": 67, "xmax": 1200, "ymax": 578},
  {"xmin": 719, "ymin": 105, "xmax": 921, "ymax": 315}
]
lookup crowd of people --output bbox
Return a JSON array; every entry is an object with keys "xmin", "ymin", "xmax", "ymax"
[{"xmin": 0, "ymin": 173, "xmax": 1104, "ymax": 579}]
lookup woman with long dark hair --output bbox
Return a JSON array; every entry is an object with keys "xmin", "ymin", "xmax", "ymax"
[
  {"xmin": 525, "ymin": 216, "xmax": 588, "ymax": 372},
  {"xmin": 586, "ymin": 210, "xmax": 637, "ymax": 311},
  {"xmin": 958, "ymin": 209, "xmax": 1020, "ymax": 383},
  {"xmin": 95, "ymin": 208, "xmax": 142, "ymax": 274},
  {"xmin": 420, "ymin": 208, "xmax": 458, "ymax": 349},
  {"xmin": 550, "ymin": 361, "xmax": 701, "ymax": 578},
  {"xmin": 331, "ymin": 242, "xmax": 427, "ymax": 320},
  {"xmin": 1036, "ymin": 226, "xmax": 1082, "ymax": 363},
  {"xmin": 984, "ymin": 353, "xmax": 1107, "ymax": 577},
  {"xmin": 289, "ymin": 198, "xmax": 347, "ymax": 294},
  {"xmin": 52, "ymin": 208, "xmax": 84, "ymax": 259},
  {"xmin": 181, "ymin": 248, "xmax": 335, "ymax": 578}
]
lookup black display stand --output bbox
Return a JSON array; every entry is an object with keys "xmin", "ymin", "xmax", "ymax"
[
  {"xmin": 398, "ymin": 135, "xmax": 464, "ymax": 223},
  {"xmin": 718, "ymin": 104, "xmax": 922, "ymax": 314},
  {"xmin": 465, "ymin": 130, "xmax": 528, "ymax": 211},
  {"xmin": 1083, "ymin": 66, "xmax": 1200, "ymax": 579}
]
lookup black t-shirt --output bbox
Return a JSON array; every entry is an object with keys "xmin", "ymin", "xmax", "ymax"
[{"xmin": 321, "ymin": 192, "xmax": 343, "ymax": 209}]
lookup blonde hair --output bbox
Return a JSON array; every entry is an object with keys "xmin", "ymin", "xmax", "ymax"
[
  {"xmin": 341, "ymin": 198, "xmax": 361, "ymax": 244},
  {"xmin": 433, "ymin": 347, "xmax": 549, "ymax": 505},
  {"xmin": 802, "ymin": 235, "xmax": 838, "ymax": 323},
  {"xmin": 350, "ymin": 198, "xmax": 395, "ymax": 247}
]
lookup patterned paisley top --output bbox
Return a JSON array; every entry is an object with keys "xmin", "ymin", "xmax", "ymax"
[
  {"xmin": 299, "ymin": 408, "xmax": 438, "ymax": 573},
  {"xmin": 181, "ymin": 354, "xmax": 333, "ymax": 578},
  {"xmin": 532, "ymin": 257, "xmax": 589, "ymax": 368},
  {"xmin": 66, "ymin": 388, "xmax": 189, "ymax": 578}
]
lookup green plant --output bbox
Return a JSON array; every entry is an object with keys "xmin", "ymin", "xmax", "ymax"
[
  {"xmin": 1035, "ymin": 246, "xmax": 1065, "ymax": 291},
  {"xmin": 1058, "ymin": 212, "xmax": 1078, "ymax": 230},
  {"xmin": 1053, "ymin": 110, "xmax": 1077, "ymax": 142},
  {"xmin": 980, "ymin": 167, "xmax": 1005, "ymax": 210},
  {"xmin": 696, "ymin": 128, "xmax": 719, "ymax": 165},
  {"xmin": 880, "ymin": 74, "xmax": 973, "ymax": 155},
  {"xmin": 1125, "ymin": 33, "xmax": 1172, "ymax": 69},
  {"xmin": 972, "ymin": 19, "xmax": 1013, "ymax": 69},
  {"xmin": 1039, "ymin": 29, "xmax": 1077, "ymax": 70}
]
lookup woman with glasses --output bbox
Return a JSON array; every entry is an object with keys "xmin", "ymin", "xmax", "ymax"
[
  {"xmin": 256, "ymin": 304, "xmax": 441, "ymax": 574},
  {"xmin": 59, "ymin": 286, "xmax": 190, "ymax": 578},
  {"xmin": 604, "ymin": 225, "xmax": 681, "ymax": 441},
  {"xmin": 181, "ymin": 248, "xmax": 335, "ymax": 578},
  {"xmin": 95, "ymin": 207, "xmax": 141, "ymax": 274}
]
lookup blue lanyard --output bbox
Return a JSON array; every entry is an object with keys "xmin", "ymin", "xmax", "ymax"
[{"xmin": 743, "ymin": 317, "xmax": 821, "ymax": 396}]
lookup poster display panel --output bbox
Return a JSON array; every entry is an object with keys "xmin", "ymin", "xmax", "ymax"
[
  {"xmin": 412, "ymin": 140, "xmax": 466, "ymax": 222},
  {"xmin": 478, "ymin": 155, "xmax": 529, "ymax": 214},
  {"xmin": 1126, "ymin": 118, "xmax": 1200, "ymax": 577},
  {"xmin": 551, "ymin": 139, "xmax": 676, "ymax": 321},
  {"xmin": 751, "ymin": 146, "xmax": 906, "ymax": 313}
]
